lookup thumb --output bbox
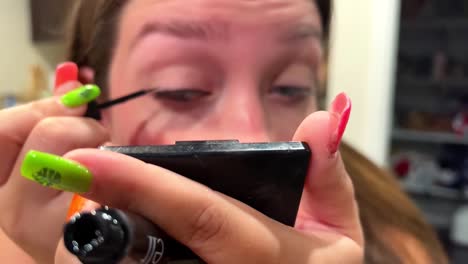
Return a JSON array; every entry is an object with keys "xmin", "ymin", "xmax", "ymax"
[{"xmin": 293, "ymin": 93, "xmax": 363, "ymax": 245}]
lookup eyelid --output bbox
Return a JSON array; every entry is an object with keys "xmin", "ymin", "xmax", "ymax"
[
  {"xmin": 270, "ymin": 85, "xmax": 315, "ymax": 96},
  {"xmin": 153, "ymin": 88, "xmax": 211, "ymax": 96},
  {"xmin": 152, "ymin": 89, "xmax": 212, "ymax": 102}
]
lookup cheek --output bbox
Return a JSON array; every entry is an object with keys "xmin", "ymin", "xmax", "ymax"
[
  {"xmin": 267, "ymin": 99, "xmax": 317, "ymax": 141},
  {"xmin": 108, "ymin": 99, "xmax": 318, "ymax": 145},
  {"xmin": 110, "ymin": 105, "xmax": 144, "ymax": 145},
  {"xmin": 111, "ymin": 103, "xmax": 216, "ymax": 145},
  {"xmin": 134, "ymin": 113, "xmax": 199, "ymax": 145}
]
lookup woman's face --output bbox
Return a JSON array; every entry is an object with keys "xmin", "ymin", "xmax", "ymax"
[{"xmin": 106, "ymin": 0, "xmax": 323, "ymax": 145}]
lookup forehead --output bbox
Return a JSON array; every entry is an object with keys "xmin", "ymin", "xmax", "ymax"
[{"xmin": 120, "ymin": 0, "xmax": 322, "ymax": 39}]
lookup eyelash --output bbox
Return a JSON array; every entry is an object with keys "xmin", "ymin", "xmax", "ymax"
[
  {"xmin": 153, "ymin": 89, "xmax": 211, "ymax": 102},
  {"xmin": 151, "ymin": 85, "xmax": 313, "ymax": 104},
  {"xmin": 269, "ymin": 85, "xmax": 314, "ymax": 102}
]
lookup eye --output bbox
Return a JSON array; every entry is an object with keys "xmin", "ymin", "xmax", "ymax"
[
  {"xmin": 269, "ymin": 85, "xmax": 314, "ymax": 102},
  {"xmin": 153, "ymin": 89, "xmax": 212, "ymax": 102}
]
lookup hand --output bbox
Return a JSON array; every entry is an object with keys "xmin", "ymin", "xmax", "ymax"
[
  {"xmin": 49, "ymin": 93, "xmax": 363, "ymax": 263},
  {"xmin": 0, "ymin": 62, "xmax": 109, "ymax": 263}
]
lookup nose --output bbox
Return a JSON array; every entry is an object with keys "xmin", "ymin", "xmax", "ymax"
[{"xmin": 209, "ymin": 90, "xmax": 271, "ymax": 143}]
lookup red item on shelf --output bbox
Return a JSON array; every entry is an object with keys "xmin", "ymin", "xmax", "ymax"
[
  {"xmin": 394, "ymin": 158, "xmax": 411, "ymax": 178},
  {"xmin": 453, "ymin": 112, "xmax": 468, "ymax": 136}
]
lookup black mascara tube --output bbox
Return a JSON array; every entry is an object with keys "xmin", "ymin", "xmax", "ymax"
[{"xmin": 63, "ymin": 207, "xmax": 197, "ymax": 264}]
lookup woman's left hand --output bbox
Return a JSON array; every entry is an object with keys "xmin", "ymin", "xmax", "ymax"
[{"xmin": 48, "ymin": 95, "xmax": 363, "ymax": 263}]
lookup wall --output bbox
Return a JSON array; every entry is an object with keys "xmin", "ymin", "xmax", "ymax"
[
  {"xmin": 0, "ymin": 0, "xmax": 65, "ymax": 96},
  {"xmin": 327, "ymin": 0, "xmax": 401, "ymax": 166}
]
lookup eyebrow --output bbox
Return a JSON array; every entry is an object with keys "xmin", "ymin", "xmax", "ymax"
[
  {"xmin": 131, "ymin": 19, "xmax": 322, "ymax": 49},
  {"xmin": 282, "ymin": 24, "xmax": 323, "ymax": 43},
  {"xmin": 131, "ymin": 20, "xmax": 230, "ymax": 48}
]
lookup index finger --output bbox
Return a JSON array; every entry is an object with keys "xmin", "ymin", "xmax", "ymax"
[{"xmin": 0, "ymin": 84, "xmax": 101, "ymax": 183}]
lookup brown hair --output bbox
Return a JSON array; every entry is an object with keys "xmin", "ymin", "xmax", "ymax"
[
  {"xmin": 65, "ymin": 1, "xmax": 447, "ymax": 263},
  {"xmin": 341, "ymin": 142, "xmax": 448, "ymax": 263},
  {"xmin": 66, "ymin": 0, "xmax": 126, "ymax": 95}
]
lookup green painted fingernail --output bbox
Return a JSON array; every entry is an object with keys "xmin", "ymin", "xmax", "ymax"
[
  {"xmin": 61, "ymin": 84, "xmax": 101, "ymax": 108},
  {"xmin": 21, "ymin": 151, "xmax": 92, "ymax": 193}
]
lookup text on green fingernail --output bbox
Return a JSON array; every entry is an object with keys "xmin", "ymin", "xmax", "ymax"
[
  {"xmin": 61, "ymin": 85, "xmax": 101, "ymax": 108},
  {"xmin": 21, "ymin": 151, "xmax": 93, "ymax": 193}
]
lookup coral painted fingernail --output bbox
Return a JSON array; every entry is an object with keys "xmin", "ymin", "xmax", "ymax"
[
  {"xmin": 67, "ymin": 195, "xmax": 89, "ymax": 220},
  {"xmin": 328, "ymin": 93, "xmax": 352, "ymax": 154},
  {"xmin": 61, "ymin": 84, "xmax": 101, "ymax": 108},
  {"xmin": 55, "ymin": 62, "xmax": 78, "ymax": 89},
  {"xmin": 21, "ymin": 151, "xmax": 92, "ymax": 193}
]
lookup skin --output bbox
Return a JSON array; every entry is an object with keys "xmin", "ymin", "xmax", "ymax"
[
  {"xmin": 0, "ymin": 228, "xmax": 35, "ymax": 263},
  {"xmin": 107, "ymin": 0, "xmax": 323, "ymax": 145},
  {"xmin": 0, "ymin": 1, "xmax": 367, "ymax": 263}
]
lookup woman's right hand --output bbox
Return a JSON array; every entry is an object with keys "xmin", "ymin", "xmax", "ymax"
[{"xmin": 0, "ymin": 62, "xmax": 109, "ymax": 263}]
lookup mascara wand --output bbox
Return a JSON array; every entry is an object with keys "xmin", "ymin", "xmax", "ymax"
[{"xmin": 85, "ymin": 89, "xmax": 156, "ymax": 120}]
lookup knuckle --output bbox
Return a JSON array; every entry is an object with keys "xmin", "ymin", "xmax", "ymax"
[
  {"xmin": 347, "ymin": 244, "xmax": 364, "ymax": 264},
  {"xmin": 336, "ymin": 155, "xmax": 357, "ymax": 198},
  {"xmin": 355, "ymin": 251, "xmax": 365, "ymax": 264},
  {"xmin": 0, "ymin": 208, "xmax": 28, "ymax": 247},
  {"xmin": 30, "ymin": 117, "xmax": 107, "ymax": 148},
  {"xmin": 185, "ymin": 203, "xmax": 227, "ymax": 249},
  {"xmin": 343, "ymin": 173, "xmax": 356, "ymax": 198},
  {"xmin": 28, "ymin": 100, "xmax": 48, "ymax": 119},
  {"xmin": 331, "ymin": 239, "xmax": 364, "ymax": 264},
  {"xmin": 32, "ymin": 117, "xmax": 70, "ymax": 141}
]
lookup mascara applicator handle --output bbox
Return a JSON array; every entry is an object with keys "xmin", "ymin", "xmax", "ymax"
[
  {"xmin": 63, "ymin": 207, "xmax": 196, "ymax": 264},
  {"xmin": 84, "ymin": 101, "xmax": 102, "ymax": 120}
]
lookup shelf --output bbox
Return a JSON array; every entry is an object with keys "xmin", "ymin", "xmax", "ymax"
[
  {"xmin": 402, "ymin": 18, "xmax": 468, "ymax": 31},
  {"xmin": 397, "ymin": 77, "xmax": 468, "ymax": 96},
  {"xmin": 409, "ymin": 192, "xmax": 466, "ymax": 229},
  {"xmin": 394, "ymin": 97, "xmax": 460, "ymax": 114},
  {"xmin": 394, "ymin": 77, "xmax": 467, "ymax": 114},
  {"xmin": 398, "ymin": 77, "xmax": 468, "ymax": 88},
  {"xmin": 392, "ymin": 129, "xmax": 468, "ymax": 145}
]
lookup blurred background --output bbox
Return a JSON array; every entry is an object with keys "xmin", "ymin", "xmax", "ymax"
[
  {"xmin": 328, "ymin": 1, "xmax": 468, "ymax": 263},
  {"xmin": 0, "ymin": 0, "xmax": 467, "ymax": 263},
  {"xmin": 0, "ymin": 0, "xmax": 68, "ymax": 106}
]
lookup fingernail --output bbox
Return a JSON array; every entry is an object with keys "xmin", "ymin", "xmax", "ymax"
[
  {"xmin": 61, "ymin": 84, "xmax": 101, "ymax": 108},
  {"xmin": 67, "ymin": 195, "xmax": 88, "ymax": 220},
  {"xmin": 55, "ymin": 62, "xmax": 78, "ymax": 89},
  {"xmin": 21, "ymin": 150, "xmax": 92, "ymax": 193},
  {"xmin": 328, "ymin": 92, "xmax": 352, "ymax": 155}
]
